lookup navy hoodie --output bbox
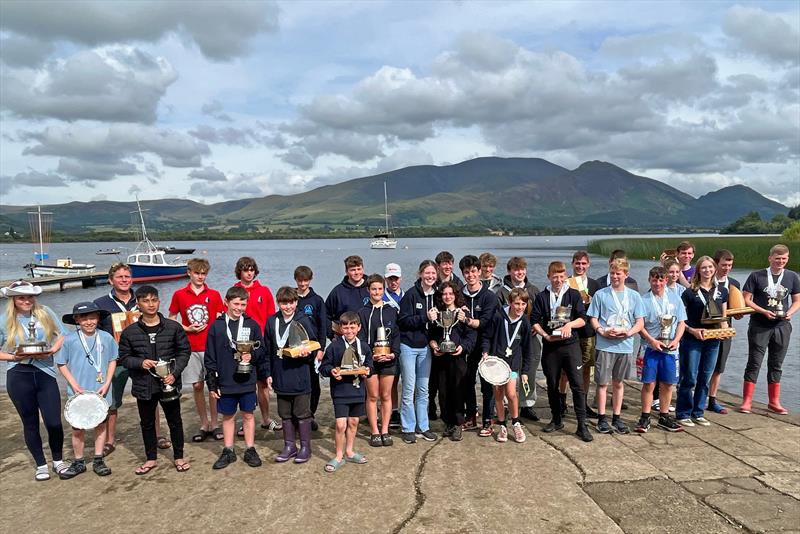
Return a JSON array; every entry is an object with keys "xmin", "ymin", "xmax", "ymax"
[
  {"xmin": 357, "ymin": 302, "xmax": 401, "ymax": 358},
  {"xmin": 298, "ymin": 287, "xmax": 328, "ymax": 351},
  {"xmin": 398, "ymin": 279, "xmax": 436, "ymax": 348},
  {"xmin": 461, "ymin": 283, "xmax": 500, "ymax": 350},
  {"xmin": 263, "ymin": 312, "xmax": 318, "ymax": 395},
  {"xmin": 204, "ymin": 314, "xmax": 268, "ymax": 395},
  {"xmin": 325, "ymin": 276, "xmax": 370, "ymax": 339},
  {"xmin": 319, "ymin": 336, "xmax": 374, "ymax": 404},
  {"xmin": 531, "ymin": 287, "xmax": 587, "ymax": 350},
  {"xmin": 481, "ymin": 308, "xmax": 533, "ymax": 374}
]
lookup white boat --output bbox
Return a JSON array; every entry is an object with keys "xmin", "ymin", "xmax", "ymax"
[
  {"xmin": 24, "ymin": 206, "xmax": 96, "ymax": 278},
  {"xmin": 370, "ymin": 182, "xmax": 398, "ymax": 249},
  {"xmin": 126, "ymin": 199, "xmax": 188, "ymax": 282}
]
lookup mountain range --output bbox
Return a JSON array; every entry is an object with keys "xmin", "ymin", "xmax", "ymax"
[{"xmin": 0, "ymin": 157, "xmax": 789, "ymax": 235}]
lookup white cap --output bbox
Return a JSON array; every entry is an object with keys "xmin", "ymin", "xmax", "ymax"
[{"xmin": 384, "ymin": 263, "xmax": 402, "ymax": 278}]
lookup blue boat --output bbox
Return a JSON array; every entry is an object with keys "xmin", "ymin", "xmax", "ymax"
[{"xmin": 126, "ymin": 199, "xmax": 188, "ymax": 282}]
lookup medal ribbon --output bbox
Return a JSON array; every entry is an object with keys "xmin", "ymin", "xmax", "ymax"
[
  {"xmin": 78, "ymin": 330, "xmax": 103, "ymax": 376},
  {"xmin": 225, "ymin": 315, "xmax": 245, "ymax": 349},
  {"xmin": 765, "ymin": 268, "xmax": 785, "ymax": 298}
]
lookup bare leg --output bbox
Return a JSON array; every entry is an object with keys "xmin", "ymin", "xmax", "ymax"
[
  {"xmin": 193, "ymin": 382, "xmax": 210, "ymax": 430},
  {"xmin": 379, "ymin": 375, "xmax": 394, "ymax": 434},
  {"xmin": 221, "ymin": 414, "xmax": 235, "ymax": 448},
  {"xmin": 559, "ymin": 371, "xmax": 568, "ymax": 394},
  {"xmin": 506, "ymin": 379, "xmax": 519, "ymax": 419},
  {"xmin": 493, "ymin": 386, "xmax": 505, "ymax": 421},
  {"xmin": 366, "ymin": 375, "xmax": 380, "ymax": 434},
  {"xmin": 106, "ymin": 410, "xmax": 118, "ymax": 446},
  {"xmin": 641, "ymin": 382, "xmax": 656, "ymax": 414},
  {"xmin": 72, "ymin": 428, "xmax": 86, "ymax": 459},
  {"xmin": 208, "ymin": 389, "xmax": 219, "ymax": 429},
  {"xmin": 708, "ymin": 371, "xmax": 721, "ymax": 398},
  {"xmin": 345, "ymin": 417, "xmax": 359, "ymax": 457},
  {"xmin": 659, "ymin": 383, "xmax": 674, "ymax": 415},
  {"xmin": 596, "ymin": 384, "xmax": 609, "ymax": 415},
  {"xmin": 241, "ymin": 411, "xmax": 255, "ymax": 448},
  {"xmin": 611, "ymin": 380, "xmax": 624, "ymax": 415},
  {"xmin": 334, "ymin": 418, "xmax": 347, "ymax": 461},
  {"xmin": 257, "ymin": 380, "xmax": 271, "ymax": 424},
  {"xmin": 93, "ymin": 422, "xmax": 107, "ymax": 457}
]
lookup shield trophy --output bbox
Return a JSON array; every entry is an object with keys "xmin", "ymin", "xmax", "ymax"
[
  {"xmin": 657, "ymin": 314, "xmax": 675, "ymax": 346},
  {"xmin": 148, "ymin": 358, "xmax": 180, "ymax": 402},
  {"xmin": 281, "ymin": 321, "xmax": 321, "ymax": 358},
  {"xmin": 436, "ymin": 309, "xmax": 458, "ymax": 353},
  {"xmin": 768, "ymin": 286, "xmax": 790, "ymax": 319},
  {"xmin": 547, "ymin": 305, "xmax": 572, "ymax": 337},
  {"xmin": 15, "ymin": 319, "xmax": 52, "ymax": 357},
  {"xmin": 234, "ymin": 339, "xmax": 261, "ymax": 376}
]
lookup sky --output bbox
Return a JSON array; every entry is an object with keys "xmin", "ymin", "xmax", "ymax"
[{"xmin": 1, "ymin": 0, "xmax": 798, "ymax": 208}]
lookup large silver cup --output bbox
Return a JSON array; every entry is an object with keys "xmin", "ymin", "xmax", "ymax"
[
  {"xmin": 770, "ymin": 286, "xmax": 789, "ymax": 318},
  {"xmin": 548, "ymin": 305, "xmax": 572, "ymax": 337},
  {"xmin": 149, "ymin": 358, "xmax": 180, "ymax": 402},
  {"xmin": 235, "ymin": 340, "xmax": 261, "ymax": 375},
  {"xmin": 658, "ymin": 314, "xmax": 675, "ymax": 344},
  {"xmin": 437, "ymin": 309, "xmax": 458, "ymax": 353}
]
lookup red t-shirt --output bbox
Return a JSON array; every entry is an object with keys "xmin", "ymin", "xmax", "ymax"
[
  {"xmin": 169, "ymin": 283, "xmax": 226, "ymax": 352},
  {"xmin": 234, "ymin": 280, "xmax": 275, "ymax": 331}
]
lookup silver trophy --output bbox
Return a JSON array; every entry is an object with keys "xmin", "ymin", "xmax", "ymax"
[
  {"xmin": 769, "ymin": 286, "xmax": 790, "ymax": 319},
  {"xmin": 234, "ymin": 340, "xmax": 261, "ymax": 376},
  {"xmin": 547, "ymin": 305, "xmax": 572, "ymax": 337},
  {"xmin": 658, "ymin": 315, "xmax": 676, "ymax": 345},
  {"xmin": 15, "ymin": 319, "xmax": 51, "ymax": 356},
  {"xmin": 372, "ymin": 326, "xmax": 392, "ymax": 358},
  {"xmin": 436, "ymin": 309, "xmax": 458, "ymax": 353},
  {"xmin": 148, "ymin": 358, "xmax": 180, "ymax": 402}
]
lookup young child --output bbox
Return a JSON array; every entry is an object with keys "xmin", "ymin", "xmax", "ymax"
[
  {"xmin": 358, "ymin": 274, "xmax": 400, "ymax": 447},
  {"xmin": 587, "ymin": 258, "xmax": 646, "ymax": 434},
  {"xmin": 264, "ymin": 287, "xmax": 319, "ymax": 463},
  {"xmin": 320, "ymin": 312, "xmax": 374, "ymax": 472},
  {"xmin": 295, "ymin": 266, "xmax": 327, "ymax": 430},
  {"xmin": 56, "ymin": 302, "xmax": 118, "ymax": 478},
  {"xmin": 205, "ymin": 286, "xmax": 268, "ymax": 469},
  {"xmin": 482, "ymin": 288, "xmax": 532, "ymax": 443}
]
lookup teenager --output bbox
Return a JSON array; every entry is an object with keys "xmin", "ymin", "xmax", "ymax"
[
  {"xmin": 429, "ymin": 251, "xmax": 462, "ymax": 420},
  {"xmin": 325, "ymin": 255, "xmax": 370, "ymax": 339},
  {"xmin": 596, "ymin": 249, "xmax": 640, "ymax": 292},
  {"xmin": 707, "ymin": 249, "xmax": 741, "ymax": 414},
  {"xmin": 295, "ymin": 265, "xmax": 327, "ymax": 430},
  {"xmin": 676, "ymin": 241, "xmax": 696, "ymax": 288},
  {"xmin": 479, "ymin": 252, "xmax": 503, "ymax": 292},
  {"xmin": 568, "ymin": 250, "xmax": 600, "ymax": 419}
]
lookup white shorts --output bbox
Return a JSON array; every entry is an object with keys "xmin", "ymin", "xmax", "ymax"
[{"xmin": 182, "ymin": 351, "xmax": 206, "ymax": 384}]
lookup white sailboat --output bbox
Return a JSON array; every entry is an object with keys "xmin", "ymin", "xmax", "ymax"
[
  {"xmin": 24, "ymin": 206, "xmax": 96, "ymax": 277},
  {"xmin": 370, "ymin": 182, "xmax": 398, "ymax": 249}
]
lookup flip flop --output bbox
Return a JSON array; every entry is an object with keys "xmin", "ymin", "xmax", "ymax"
[
  {"xmin": 174, "ymin": 461, "xmax": 191, "ymax": 472},
  {"xmin": 191, "ymin": 430, "xmax": 211, "ymax": 443},
  {"xmin": 212, "ymin": 427, "xmax": 224, "ymax": 441},
  {"xmin": 103, "ymin": 442, "xmax": 116, "ymax": 456},
  {"xmin": 157, "ymin": 436, "xmax": 172, "ymax": 449},
  {"xmin": 324, "ymin": 458, "xmax": 346, "ymax": 473},
  {"xmin": 135, "ymin": 463, "xmax": 157, "ymax": 475},
  {"xmin": 345, "ymin": 452, "xmax": 367, "ymax": 464}
]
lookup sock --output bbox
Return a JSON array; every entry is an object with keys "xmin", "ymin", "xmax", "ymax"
[
  {"xmin": 497, "ymin": 420, "xmax": 507, "ymax": 426},
  {"xmin": 598, "ymin": 413, "xmax": 607, "ymax": 421},
  {"xmin": 511, "ymin": 417, "xmax": 520, "ymax": 425},
  {"xmin": 612, "ymin": 414, "xmax": 620, "ymax": 423},
  {"xmin": 93, "ymin": 456, "xmax": 103, "ymax": 462},
  {"xmin": 640, "ymin": 412, "xmax": 650, "ymax": 420},
  {"xmin": 708, "ymin": 396, "xmax": 716, "ymax": 406}
]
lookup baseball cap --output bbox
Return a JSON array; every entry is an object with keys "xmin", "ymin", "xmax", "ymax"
[{"xmin": 384, "ymin": 263, "xmax": 402, "ymax": 278}]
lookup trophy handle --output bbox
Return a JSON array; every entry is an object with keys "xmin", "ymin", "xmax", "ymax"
[{"xmin": 251, "ymin": 340, "xmax": 261, "ymax": 350}]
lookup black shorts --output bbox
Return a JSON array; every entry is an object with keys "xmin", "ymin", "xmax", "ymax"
[
  {"xmin": 714, "ymin": 338, "xmax": 732, "ymax": 374},
  {"xmin": 276, "ymin": 394, "xmax": 312, "ymax": 420},
  {"xmin": 373, "ymin": 360, "xmax": 397, "ymax": 376},
  {"xmin": 333, "ymin": 402, "xmax": 365, "ymax": 418}
]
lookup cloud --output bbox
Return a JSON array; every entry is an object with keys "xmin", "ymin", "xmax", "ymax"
[
  {"xmin": 9, "ymin": 170, "xmax": 68, "ymax": 188},
  {"xmin": 188, "ymin": 124, "xmax": 279, "ymax": 147},
  {"xmin": 1, "ymin": 45, "xmax": 177, "ymax": 123},
  {"xmin": 201, "ymin": 99, "xmax": 233, "ymax": 122},
  {"xmin": 600, "ymin": 31, "xmax": 705, "ymax": 58},
  {"xmin": 128, "ymin": 184, "xmax": 143, "ymax": 196},
  {"xmin": 188, "ymin": 166, "xmax": 227, "ymax": 182},
  {"xmin": 56, "ymin": 158, "xmax": 139, "ymax": 181},
  {"xmin": 0, "ymin": 1, "xmax": 279, "ymax": 61},
  {"xmin": 0, "ymin": 34, "xmax": 54, "ymax": 67},
  {"xmin": 723, "ymin": 5, "xmax": 799, "ymax": 64}
]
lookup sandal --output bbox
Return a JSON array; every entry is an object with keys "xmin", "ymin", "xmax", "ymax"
[
  {"xmin": 35, "ymin": 465, "xmax": 50, "ymax": 481},
  {"xmin": 191, "ymin": 430, "xmax": 211, "ymax": 443},
  {"xmin": 212, "ymin": 427, "xmax": 224, "ymax": 441},
  {"xmin": 174, "ymin": 460, "xmax": 191, "ymax": 472},
  {"xmin": 103, "ymin": 442, "xmax": 116, "ymax": 456},
  {"xmin": 324, "ymin": 457, "xmax": 346, "ymax": 473},
  {"xmin": 345, "ymin": 452, "xmax": 367, "ymax": 464},
  {"xmin": 157, "ymin": 436, "xmax": 172, "ymax": 449},
  {"xmin": 135, "ymin": 462, "xmax": 157, "ymax": 475},
  {"xmin": 261, "ymin": 419, "xmax": 282, "ymax": 431},
  {"xmin": 237, "ymin": 425, "xmax": 245, "ymax": 438}
]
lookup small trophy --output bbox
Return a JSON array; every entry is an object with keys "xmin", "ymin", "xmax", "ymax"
[
  {"xmin": 281, "ymin": 322, "xmax": 321, "ymax": 358},
  {"xmin": 436, "ymin": 309, "xmax": 458, "ymax": 353},
  {"xmin": 15, "ymin": 319, "xmax": 52, "ymax": 356},
  {"xmin": 234, "ymin": 340, "xmax": 261, "ymax": 376},
  {"xmin": 701, "ymin": 298, "xmax": 727, "ymax": 325},
  {"xmin": 658, "ymin": 314, "xmax": 675, "ymax": 345},
  {"xmin": 547, "ymin": 305, "xmax": 572, "ymax": 337},
  {"xmin": 768, "ymin": 286, "xmax": 790, "ymax": 319},
  {"xmin": 372, "ymin": 326, "xmax": 393, "ymax": 358},
  {"xmin": 337, "ymin": 344, "xmax": 369, "ymax": 387},
  {"xmin": 148, "ymin": 358, "xmax": 180, "ymax": 402},
  {"xmin": 607, "ymin": 314, "xmax": 630, "ymax": 336}
]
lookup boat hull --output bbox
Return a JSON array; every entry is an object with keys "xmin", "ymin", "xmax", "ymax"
[
  {"xmin": 28, "ymin": 264, "xmax": 96, "ymax": 278},
  {"xmin": 129, "ymin": 265, "xmax": 188, "ymax": 282},
  {"xmin": 370, "ymin": 238, "xmax": 397, "ymax": 249}
]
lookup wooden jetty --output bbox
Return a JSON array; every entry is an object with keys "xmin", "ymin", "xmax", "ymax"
[{"xmin": 0, "ymin": 272, "xmax": 108, "ymax": 292}]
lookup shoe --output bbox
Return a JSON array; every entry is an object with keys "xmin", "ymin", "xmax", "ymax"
[
  {"xmin": 768, "ymin": 383, "xmax": 790, "ymax": 415},
  {"xmin": 59, "ymin": 459, "xmax": 86, "ymax": 480},
  {"xmin": 92, "ymin": 458, "xmax": 112, "ymax": 476},
  {"xmin": 389, "ymin": 411, "xmax": 401, "ymax": 429},
  {"xmin": 401, "ymin": 432, "xmax": 417, "ymax": 444},
  {"xmin": 295, "ymin": 419, "xmax": 312, "ymax": 463},
  {"xmin": 381, "ymin": 433, "xmax": 394, "ymax": 446},
  {"xmin": 657, "ymin": 414, "xmax": 684, "ymax": 432},
  {"xmin": 596, "ymin": 417, "xmax": 612, "ymax": 434},
  {"xmin": 635, "ymin": 416, "xmax": 651, "ymax": 433},
  {"xmin": 542, "ymin": 420, "xmax": 564, "ymax": 433},
  {"xmin": 213, "ymin": 447, "xmax": 237, "ymax": 470},
  {"xmin": 276, "ymin": 419, "xmax": 298, "ymax": 462},
  {"xmin": 442, "ymin": 425, "xmax": 454, "ymax": 438},
  {"xmin": 35, "ymin": 465, "xmax": 50, "ymax": 481},
  {"xmin": 416, "ymin": 429, "xmax": 437, "ymax": 442},
  {"xmin": 651, "ymin": 399, "xmax": 660, "ymax": 410},
  {"xmin": 243, "ymin": 447, "xmax": 263, "ymax": 467},
  {"xmin": 740, "ymin": 381, "xmax": 755, "ymax": 413},
  {"xmin": 584, "ymin": 404, "xmax": 599, "ymax": 419},
  {"xmin": 677, "ymin": 418, "xmax": 695, "ymax": 427},
  {"xmin": 478, "ymin": 421, "xmax": 494, "ymax": 437},
  {"xmin": 462, "ymin": 415, "xmax": 479, "ymax": 430},
  {"xmin": 621, "ymin": 401, "xmax": 629, "ymax": 410},
  {"xmin": 311, "ymin": 418, "xmax": 319, "ymax": 431},
  {"xmin": 520, "ymin": 407, "xmax": 540, "ymax": 421},
  {"xmin": 669, "ymin": 405, "xmax": 676, "ymax": 413},
  {"xmin": 369, "ymin": 434, "xmax": 383, "ymax": 447},
  {"xmin": 52, "ymin": 460, "xmax": 69, "ymax": 477},
  {"xmin": 576, "ymin": 422, "xmax": 594, "ymax": 442},
  {"xmin": 709, "ymin": 402, "xmax": 728, "ymax": 415},
  {"xmin": 612, "ymin": 419, "xmax": 630, "ymax": 434},
  {"xmin": 497, "ymin": 425, "xmax": 508, "ymax": 443},
  {"xmin": 450, "ymin": 425, "xmax": 463, "ymax": 442},
  {"xmin": 512, "ymin": 422, "xmax": 526, "ymax": 443},
  {"xmin": 692, "ymin": 416, "xmax": 711, "ymax": 427}
]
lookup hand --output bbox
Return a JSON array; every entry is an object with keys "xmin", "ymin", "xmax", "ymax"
[
  {"xmin": 241, "ymin": 352, "xmax": 252, "ymax": 363},
  {"xmin": 453, "ymin": 345, "xmax": 463, "ymax": 356},
  {"xmin": 732, "ymin": 313, "xmax": 744, "ymax": 321},
  {"xmin": 210, "ymin": 390, "xmax": 220, "ymax": 400},
  {"xmin": 649, "ymin": 339, "xmax": 666, "ymax": 351},
  {"xmin": 97, "ymin": 385, "xmax": 108, "ymax": 397},
  {"xmin": 142, "ymin": 359, "xmax": 157, "ymax": 369},
  {"xmin": 481, "ymin": 352, "xmax": 488, "ymax": 361},
  {"xmin": 364, "ymin": 367, "xmax": 371, "ymax": 377},
  {"xmin": 267, "ymin": 376, "xmax": 273, "ymax": 390},
  {"xmin": 386, "ymin": 352, "xmax": 395, "ymax": 361},
  {"xmin": 457, "ymin": 309, "xmax": 466, "ymax": 322},
  {"xmin": 667, "ymin": 339, "xmax": 680, "ymax": 352},
  {"xmin": 762, "ymin": 310, "xmax": 777, "ymax": 320},
  {"xmin": 331, "ymin": 368, "xmax": 342, "ymax": 380},
  {"xmin": 163, "ymin": 374, "xmax": 175, "ymax": 385},
  {"xmin": 186, "ymin": 323, "xmax": 204, "ymax": 333},
  {"xmin": 560, "ymin": 325, "xmax": 572, "ymax": 338},
  {"xmin": 73, "ymin": 385, "xmax": 85, "ymax": 395},
  {"xmin": 315, "ymin": 350, "xmax": 324, "ymax": 362},
  {"xmin": 427, "ymin": 308, "xmax": 439, "ymax": 321},
  {"xmin": 521, "ymin": 374, "xmax": 529, "ymax": 384},
  {"xmin": 693, "ymin": 328, "xmax": 706, "ymax": 341}
]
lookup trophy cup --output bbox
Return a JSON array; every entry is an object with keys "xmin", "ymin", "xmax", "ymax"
[
  {"xmin": 606, "ymin": 314, "xmax": 630, "ymax": 336},
  {"xmin": 148, "ymin": 359, "xmax": 180, "ymax": 402},
  {"xmin": 768, "ymin": 286, "xmax": 790, "ymax": 319},
  {"xmin": 547, "ymin": 305, "xmax": 572, "ymax": 337},
  {"xmin": 372, "ymin": 326, "xmax": 393, "ymax": 358},
  {"xmin": 436, "ymin": 309, "xmax": 458, "ymax": 353},
  {"xmin": 234, "ymin": 340, "xmax": 261, "ymax": 376},
  {"xmin": 15, "ymin": 319, "xmax": 52, "ymax": 357},
  {"xmin": 281, "ymin": 322, "xmax": 321, "ymax": 358},
  {"xmin": 657, "ymin": 314, "xmax": 675, "ymax": 346}
]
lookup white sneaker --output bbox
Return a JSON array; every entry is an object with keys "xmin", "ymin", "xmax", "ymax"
[
  {"xmin": 497, "ymin": 425, "xmax": 508, "ymax": 443},
  {"xmin": 693, "ymin": 416, "xmax": 711, "ymax": 426},
  {"xmin": 512, "ymin": 422, "xmax": 526, "ymax": 443},
  {"xmin": 677, "ymin": 418, "xmax": 695, "ymax": 427},
  {"xmin": 669, "ymin": 405, "xmax": 676, "ymax": 413}
]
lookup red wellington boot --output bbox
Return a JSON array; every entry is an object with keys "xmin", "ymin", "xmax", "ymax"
[
  {"xmin": 739, "ymin": 381, "xmax": 756, "ymax": 413},
  {"xmin": 767, "ymin": 383, "xmax": 789, "ymax": 415}
]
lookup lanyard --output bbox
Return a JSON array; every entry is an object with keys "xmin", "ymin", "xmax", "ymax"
[
  {"xmin": 651, "ymin": 292, "xmax": 671, "ymax": 317},
  {"xmin": 504, "ymin": 315, "xmax": 523, "ymax": 351},
  {"xmin": 547, "ymin": 284, "xmax": 569, "ymax": 319},
  {"xmin": 110, "ymin": 291, "xmax": 136, "ymax": 313},
  {"xmin": 78, "ymin": 330, "xmax": 103, "ymax": 377},
  {"xmin": 275, "ymin": 314, "xmax": 294, "ymax": 349},
  {"xmin": 225, "ymin": 315, "xmax": 245, "ymax": 349},
  {"xmin": 766, "ymin": 268, "xmax": 785, "ymax": 297},
  {"xmin": 609, "ymin": 287, "xmax": 630, "ymax": 319}
]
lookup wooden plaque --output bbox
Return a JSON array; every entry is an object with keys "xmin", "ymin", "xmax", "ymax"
[
  {"xmin": 281, "ymin": 340, "xmax": 321, "ymax": 358},
  {"xmin": 704, "ymin": 328, "xmax": 736, "ymax": 340}
]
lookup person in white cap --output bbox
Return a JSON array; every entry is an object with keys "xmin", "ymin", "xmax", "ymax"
[
  {"xmin": 382, "ymin": 263, "xmax": 404, "ymax": 428},
  {"xmin": 0, "ymin": 280, "xmax": 69, "ymax": 481}
]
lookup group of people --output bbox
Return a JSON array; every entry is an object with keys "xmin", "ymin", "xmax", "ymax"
[{"xmin": 0, "ymin": 242, "xmax": 796, "ymax": 479}]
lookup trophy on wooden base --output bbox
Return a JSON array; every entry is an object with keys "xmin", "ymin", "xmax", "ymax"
[
  {"xmin": 725, "ymin": 285, "xmax": 754, "ymax": 316},
  {"xmin": 336, "ymin": 344, "xmax": 369, "ymax": 388},
  {"xmin": 280, "ymin": 322, "xmax": 321, "ymax": 358},
  {"xmin": 372, "ymin": 326, "xmax": 393, "ymax": 358},
  {"xmin": 111, "ymin": 310, "xmax": 141, "ymax": 343},
  {"xmin": 15, "ymin": 319, "xmax": 53, "ymax": 357}
]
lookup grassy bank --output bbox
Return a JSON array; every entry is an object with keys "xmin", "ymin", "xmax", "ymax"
[{"xmin": 586, "ymin": 236, "xmax": 799, "ymax": 269}]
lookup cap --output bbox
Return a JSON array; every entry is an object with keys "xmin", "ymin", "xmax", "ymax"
[{"xmin": 384, "ymin": 263, "xmax": 402, "ymax": 278}]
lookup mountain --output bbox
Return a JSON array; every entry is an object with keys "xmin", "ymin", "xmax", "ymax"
[{"xmin": 0, "ymin": 157, "xmax": 788, "ymax": 235}]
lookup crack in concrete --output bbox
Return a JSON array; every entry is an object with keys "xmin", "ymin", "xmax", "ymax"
[{"xmin": 392, "ymin": 440, "xmax": 442, "ymax": 534}]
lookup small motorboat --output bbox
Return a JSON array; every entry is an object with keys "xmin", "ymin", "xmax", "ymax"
[
  {"xmin": 159, "ymin": 246, "xmax": 196, "ymax": 254},
  {"xmin": 96, "ymin": 248, "xmax": 121, "ymax": 255}
]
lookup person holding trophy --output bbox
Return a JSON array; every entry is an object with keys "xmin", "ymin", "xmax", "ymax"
[
  {"xmin": 358, "ymin": 274, "xmax": 401, "ymax": 447},
  {"xmin": 205, "ymin": 286, "xmax": 268, "ymax": 469},
  {"xmin": 740, "ymin": 244, "xmax": 800, "ymax": 415},
  {"xmin": 119, "ymin": 286, "xmax": 191, "ymax": 474},
  {"xmin": 0, "ymin": 280, "xmax": 69, "ymax": 481}
]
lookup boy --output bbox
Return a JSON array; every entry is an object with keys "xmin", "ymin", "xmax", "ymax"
[
  {"xmin": 119, "ymin": 286, "xmax": 191, "ymax": 474},
  {"xmin": 479, "ymin": 252, "xmax": 503, "ymax": 292},
  {"xmin": 567, "ymin": 251, "xmax": 600, "ymax": 418},
  {"xmin": 707, "ymin": 249, "xmax": 741, "ymax": 414},
  {"xmin": 295, "ymin": 265, "xmax": 327, "ymax": 430},
  {"xmin": 435, "ymin": 251, "xmax": 464, "ymax": 290},
  {"xmin": 587, "ymin": 258, "xmax": 646, "ymax": 434},
  {"xmin": 169, "ymin": 258, "xmax": 226, "ymax": 443},
  {"xmin": 265, "ymin": 287, "xmax": 319, "ymax": 463},
  {"xmin": 320, "ymin": 312, "xmax": 374, "ymax": 472},
  {"xmin": 676, "ymin": 241, "xmax": 696, "ymax": 288},
  {"xmin": 56, "ymin": 302, "xmax": 118, "ymax": 478},
  {"xmin": 234, "ymin": 257, "xmax": 280, "ymax": 434},
  {"xmin": 596, "ymin": 250, "xmax": 640, "ymax": 292},
  {"xmin": 325, "ymin": 255, "xmax": 370, "ymax": 339},
  {"xmin": 531, "ymin": 262, "xmax": 593, "ymax": 442},
  {"xmin": 636, "ymin": 266, "xmax": 686, "ymax": 433},
  {"xmin": 741, "ymin": 244, "xmax": 800, "ymax": 414},
  {"xmin": 205, "ymin": 286, "xmax": 268, "ymax": 469},
  {"xmin": 496, "ymin": 256, "xmax": 542, "ymax": 422}
]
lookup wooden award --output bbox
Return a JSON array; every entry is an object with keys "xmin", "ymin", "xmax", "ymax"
[
  {"xmin": 726, "ymin": 285, "xmax": 755, "ymax": 316},
  {"xmin": 704, "ymin": 328, "xmax": 736, "ymax": 340},
  {"xmin": 336, "ymin": 344, "xmax": 369, "ymax": 376},
  {"xmin": 112, "ymin": 310, "xmax": 141, "ymax": 342},
  {"xmin": 280, "ymin": 322, "xmax": 321, "ymax": 358},
  {"xmin": 568, "ymin": 276, "xmax": 591, "ymax": 304}
]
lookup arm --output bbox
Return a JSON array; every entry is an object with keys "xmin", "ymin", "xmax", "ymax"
[
  {"xmin": 459, "ymin": 322, "xmax": 477, "ymax": 355},
  {"xmin": 520, "ymin": 319, "xmax": 533, "ymax": 377}
]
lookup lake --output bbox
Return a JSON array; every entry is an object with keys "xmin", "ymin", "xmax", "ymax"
[{"xmin": 1, "ymin": 234, "xmax": 797, "ymax": 410}]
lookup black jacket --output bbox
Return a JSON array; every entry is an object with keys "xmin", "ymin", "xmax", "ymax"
[
  {"xmin": 325, "ymin": 277, "xmax": 370, "ymax": 339},
  {"xmin": 398, "ymin": 279, "xmax": 436, "ymax": 348},
  {"xmin": 118, "ymin": 313, "xmax": 190, "ymax": 401},
  {"xmin": 204, "ymin": 314, "xmax": 268, "ymax": 395},
  {"xmin": 481, "ymin": 309, "xmax": 534, "ymax": 374},
  {"xmin": 319, "ymin": 337, "xmax": 374, "ymax": 404},
  {"xmin": 358, "ymin": 303, "xmax": 401, "ymax": 357},
  {"xmin": 427, "ymin": 309, "xmax": 477, "ymax": 356},
  {"xmin": 531, "ymin": 287, "xmax": 587, "ymax": 349},
  {"xmin": 264, "ymin": 312, "xmax": 319, "ymax": 395},
  {"xmin": 298, "ymin": 288, "xmax": 328, "ymax": 351}
]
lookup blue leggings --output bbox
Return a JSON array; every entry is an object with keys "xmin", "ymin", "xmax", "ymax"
[{"xmin": 7, "ymin": 365, "xmax": 64, "ymax": 466}]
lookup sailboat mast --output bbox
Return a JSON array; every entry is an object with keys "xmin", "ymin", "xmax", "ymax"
[
  {"xmin": 37, "ymin": 205, "xmax": 44, "ymax": 260},
  {"xmin": 136, "ymin": 198, "xmax": 149, "ymax": 243},
  {"xmin": 383, "ymin": 182, "xmax": 389, "ymax": 233}
]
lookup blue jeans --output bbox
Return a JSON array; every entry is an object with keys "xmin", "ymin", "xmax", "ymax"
[
  {"xmin": 399, "ymin": 343, "xmax": 432, "ymax": 433},
  {"xmin": 676, "ymin": 336, "xmax": 720, "ymax": 419}
]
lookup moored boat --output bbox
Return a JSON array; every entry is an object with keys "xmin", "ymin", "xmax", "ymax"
[
  {"xmin": 370, "ymin": 182, "xmax": 398, "ymax": 249},
  {"xmin": 127, "ymin": 199, "xmax": 188, "ymax": 282}
]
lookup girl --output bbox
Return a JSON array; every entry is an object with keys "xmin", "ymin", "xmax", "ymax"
[
  {"xmin": 56, "ymin": 302, "xmax": 118, "ymax": 478},
  {"xmin": 358, "ymin": 274, "xmax": 400, "ymax": 447},
  {"xmin": 397, "ymin": 260, "xmax": 439, "ymax": 444},
  {"xmin": 676, "ymin": 256, "xmax": 728, "ymax": 427},
  {"xmin": 664, "ymin": 259, "xmax": 686, "ymax": 298},
  {"xmin": 427, "ymin": 281, "xmax": 475, "ymax": 441},
  {"xmin": 0, "ymin": 281, "xmax": 68, "ymax": 481}
]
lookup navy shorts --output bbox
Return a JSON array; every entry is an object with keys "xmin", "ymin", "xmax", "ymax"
[
  {"xmin": 217, "ymin": 391, "xmax": 258, "ymax": 415},
  {"xmin": 641, "ymin": 348, "xmax": 678, "ymax": 385},
  {"xmin": 333, "ymin": 402, "xmax": 365, "ymax": 418}
]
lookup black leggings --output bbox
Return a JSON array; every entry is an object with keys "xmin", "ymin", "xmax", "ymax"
[
  {"xmin": 308, "ymin": 360, "xmax": 321, "ymax": 415},
  {"xmin": 437, "ymin": 355, "xmax": 468, "ymax": 426},
  {"xmin": 136, "ymin": 394, "xmax": 184, "ymax": 461},
  {"xmin": 7, "ymin": 365, "xmax": 64, "ymax": 466},
  {"xmin": 541, "ymin": 343, "xmax": 586, "ymax": 423},
  {"xmin": 465, "ymin": 350, "xmax": 495, "ymax": 423}
]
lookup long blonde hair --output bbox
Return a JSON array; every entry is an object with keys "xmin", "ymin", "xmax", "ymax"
[
  {"xmin": 690, "ymin": 256, "xmax": 717, "ymax": 291},
  {"xmin": 3, "ymin": 298, "xmax": 60, "ymax": 350}
]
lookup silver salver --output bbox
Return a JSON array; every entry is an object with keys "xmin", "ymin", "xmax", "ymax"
[
  {"xmin": 478, "ymin": 356, "xmax": 512, "ymax": 386},
  {"xmin": 64, "ymin": 392, "xmax": 110, "ymax": 430}
]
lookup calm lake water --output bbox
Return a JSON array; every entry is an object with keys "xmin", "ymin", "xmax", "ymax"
[{"xmin": 1, "ymin": 235, "xmax": 797, "ymax": 410}]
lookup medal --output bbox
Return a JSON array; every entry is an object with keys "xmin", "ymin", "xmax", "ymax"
[
  {"xmin": 505, "ymin": 347, "xmax": 512, "ymax": 357},
  {"xmin": 96, "ymin": 372, "xmax": 103, "ymax": 383}
]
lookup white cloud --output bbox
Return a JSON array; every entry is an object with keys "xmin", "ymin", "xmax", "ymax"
[
  {"xmin": 188, "ymin": 166, "xmax": 227, "ymax": 182},
  {"xmin": 723, "ymin": 5, "xmax": 800, "ymax": 64}
]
